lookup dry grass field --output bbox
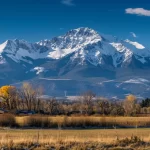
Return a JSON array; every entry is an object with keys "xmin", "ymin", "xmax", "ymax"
[
  {"xmin": 15, "ymin": 116, "xmax": 150, "ymax": 128},
  {"xmin": 1, "ymin": 128, "xmax": 150, "ymax": 143},
  {"xmin": 1, "ymin": 116, "xmax": 150, "ymax": 149},
  {"xmin": 0, "ymin": 128, "xmax": 150, "ymax": 149}
]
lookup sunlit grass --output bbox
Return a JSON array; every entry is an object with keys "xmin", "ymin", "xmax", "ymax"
[
  {"xmin": 0, "ymin": 129, "xmax": 150, "ymax": 149},
  {"xmin": 15, "ymin": 116, "xmax": 150, "ymax": 128}
]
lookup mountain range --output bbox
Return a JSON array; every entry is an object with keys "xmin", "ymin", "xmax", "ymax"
[{"xmin": 0, "ymin": 27, "xmax": 150, "ymax": 98}]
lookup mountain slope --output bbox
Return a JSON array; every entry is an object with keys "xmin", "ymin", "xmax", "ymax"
[
  {"xmin": 37, "ymin": 27, "xmax": 150, "ymax": 68},
  {"xmin": 0, "ymin": 27, "xmax": 150, "ymax": 98},
  {"xmin": 1, "ymin": 27, "xmax": 150, "ymax": 68}
]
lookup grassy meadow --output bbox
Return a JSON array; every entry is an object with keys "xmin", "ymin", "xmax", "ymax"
[
  {"xmin": 0, "ymin": 128, "xmax": 150, "ymax": 149},
  {"xmin": 1, "ymin": 115, "xmax": 150, "ymax": 149},
  {"xmin": 1, "ymin": 114, "xmax": 150, "ymax": 128},
  {"xmin": 15, "ymin": 115, "xmax": 150, "ymax": 128}
]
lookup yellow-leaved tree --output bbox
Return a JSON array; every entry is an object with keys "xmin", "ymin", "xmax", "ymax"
[
  {"xmin": 0, "ymin": 85, "xmax": 17, "ymax": 110},
  {"xmin": 123, "ymin": 94, "xmax": 137, "ymax": 116}
]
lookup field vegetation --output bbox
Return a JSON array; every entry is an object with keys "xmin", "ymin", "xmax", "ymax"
[
  {"xmin": 1, "ymin": 114, "xmax": 150, "ymax": 129},
  {"xmin": 0, "ymin": 129, "xmax": 150, "ymax": 149}
]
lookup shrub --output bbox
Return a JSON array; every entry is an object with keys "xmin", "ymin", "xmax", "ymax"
[
  {"xmin": 0, "ymin": 114, "xmax": 16, "ymax": 127},
  {"xmin": 116, "ymin": 136, "xmax": 145, "ymax": 147},
  {"xmin": 24, "ymin": 116, "xmax": 51, "ymax": 128}
]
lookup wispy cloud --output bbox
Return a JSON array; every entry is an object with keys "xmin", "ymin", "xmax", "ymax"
[
  {"xmin": 125, "ymin": 8, "xmax": 150, "ymax": 16},
  {"xmin": 59, "ymin": 28, "xmax": 64, "ymax": 30},
  {"xmin": 61, "ymin": 0, "xmax": 75, "ymax": 6},
  {"xmin": 130, "ymin": 32, "xmax": 137, "ymax": 38}
]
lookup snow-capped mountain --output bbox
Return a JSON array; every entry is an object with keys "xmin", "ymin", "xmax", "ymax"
[
  {"xmin": 37, "ymin": 27, "xmax": 150, "ymax": 67},
  {"xmin": 43, "ymin": 28, "xmax": 150, "ymax": 66},
  {"xmin": 1, "ymin": 27, "xmax": 150, "ymax": 67},
  {"xmin": 0, "ymin": 39, "xmax": 50, "ymax": 64},
  {"xmin": 0, "ymin": 27, "xmax": 150, "ymax": 98}
]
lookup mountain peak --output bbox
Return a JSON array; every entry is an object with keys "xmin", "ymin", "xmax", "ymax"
[
  {"xmin": 0, "ymin": 40, "xmax": 10, "ymax": 54},
  {"xmin": 65, "ymin": 27, "xmax": 99, "ymax": 37}
]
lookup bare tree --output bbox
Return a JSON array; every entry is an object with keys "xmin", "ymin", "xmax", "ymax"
[
  {"xmin": 81, "ymin": 91, "xmax": 95, "ymax": 115},
  {"xmin": 96, "ymin": 99, "xmax": 110, "ymax": 115},
  {"xmin": 46, "ymin": 98, "xmax": 60, "ymax": 115},
  {"xmin": 18, "ymin": 82, "xmax": 43, "ymax": 111}
]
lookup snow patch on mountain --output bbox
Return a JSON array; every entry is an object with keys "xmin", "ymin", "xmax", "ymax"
[
  {"xmin": 116, "ymin": 78, "xmax": 150, "ymax": 88},
  {"xmin": 0, "ymin": 41, "xmax": 7, "ymax": 64},
  {"xmin": 125, "ymin": 39, "xmax": 145, "ymax": 49},
  {"xmin": 124, "ymin": 78, "xmax": 149, "ymax": 84},
  {"xmin": 47, "ymin": 48, "xmax": 75, "ymax": 59},
  {"xmin": 31, "ymin": 67, "xmax": 45, "ymax": 75},
  {"xmin": 0, "ymin": 41, "xmax": 7, "ymax": 54},
  {"xmin": 110, "ymin": 43, "xmax": 126, "ymax": 52},
  {"xmin": 110, "ymin": 42, "xmax": 133, "ymax": 66}
]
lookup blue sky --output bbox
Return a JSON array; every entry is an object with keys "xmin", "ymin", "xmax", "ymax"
[{"xmin": 0, "ymin": 0, "xmax": 150, "ymax": 46}]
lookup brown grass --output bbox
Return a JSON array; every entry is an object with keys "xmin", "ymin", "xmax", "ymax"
[
  {"xmin": 1, "ymin": 115, "xmax": 150, "ymax": 149},
  {"xmin": 1, "ymin": 115, "xmax": 150, "ymax": 129},
  {"xmin": 0, "ymin": 114, "xmax": 16, "ymax": 127},
  {"xmin": 15, "ymin": 116, "xmax": 150, "ymax": 128},
  {"xmin": 0, "ymin": 129, "xmax": 150, "ymax": 149}
]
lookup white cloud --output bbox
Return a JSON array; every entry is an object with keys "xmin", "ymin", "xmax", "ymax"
[
  {"xmin": 130, "ymin": 32, "xmax": 137, "ymax": 38},
  {"xmin": 125, "ymin": 8, "xmax": 150, "ymax": 16},
  {"xmin": 61, "ymin": 0, "xmax": 75, "ymax": 6}
]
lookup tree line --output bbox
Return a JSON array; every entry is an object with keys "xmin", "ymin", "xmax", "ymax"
[{"xmin": 0, "ymin": 82, "xmax": 150, "ymax": 116}]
